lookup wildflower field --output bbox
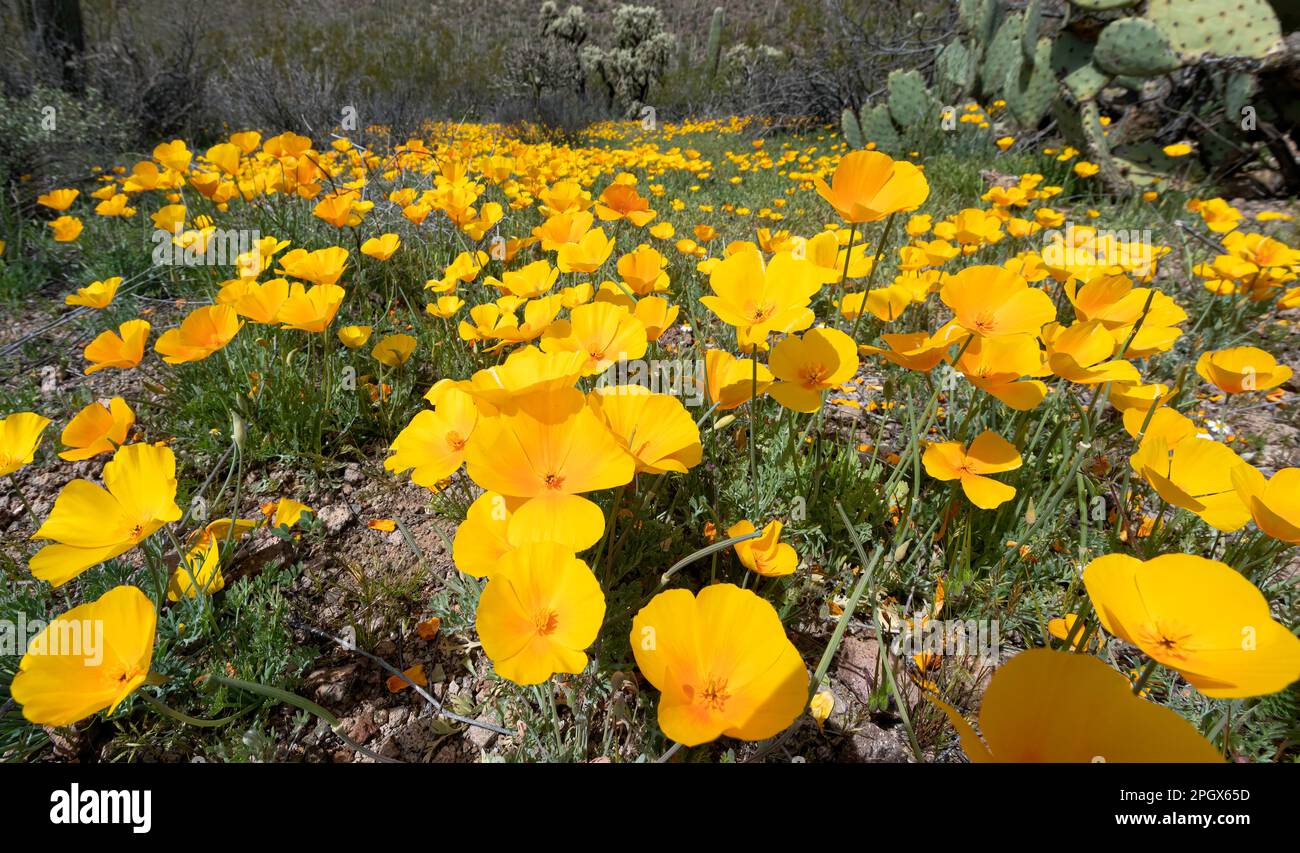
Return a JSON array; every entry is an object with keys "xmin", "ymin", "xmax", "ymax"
[{"xmin": 2, "ymin": 0, "xmax": 1299, "ymax": 773}]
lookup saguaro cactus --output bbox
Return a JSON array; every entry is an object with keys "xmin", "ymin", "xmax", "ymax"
[{"xmin": 705, "ymin": 7, "xmax": 726, "ymax": 80}]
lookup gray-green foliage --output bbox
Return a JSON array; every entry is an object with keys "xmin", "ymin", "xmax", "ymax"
[{"xmin": 0, "ymin": 85, "xmax": 133, "ymax": 185}]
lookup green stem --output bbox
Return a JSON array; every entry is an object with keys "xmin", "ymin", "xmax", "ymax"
[
  {"xmin": 1131, "ymin": 658, "xmax": 1158, "ymax": 696},
  {"xmin": 848, "ymin": 211, "xmax": 898, "ymax": 343},
  {"xmin": 140, "ymin": 691, "xmax": 254, "ymax": 727}
]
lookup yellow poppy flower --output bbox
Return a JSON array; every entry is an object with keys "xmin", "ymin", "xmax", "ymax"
[
  {"xmin": 476, "ymin": 543, "xmax": 605, "ymax": 685},
  {"xmin": 587, "ymin": 386, "xmax": 702, "ymax": 474},
  {"xmin": 385, "ymin": 385, "xmax": 478, "ymax": 488},
  {"xmin": 726, "ymin": 519, "xmax": 797, "ymax": 577},
  {"xmin": 703, "ymin": 348, "xmax": 774, "ymax": 410},
  {"xmin": 59, "ymin": 398, "xmax": 134, "ymax": 461},
  {"xmin": 371, "ymin": 333, "xmax": 417, "ymax": 367},
  {"xmin": 10, "ymin": 585, "xmax": 157, "ymax": 727},
  {"xmin": 940, "ymin": 266, "xmax": 1055, "ymax": 338},
  {"xmin": 30, "ymin": 443, "xmax": 183, "ymax": 586},
  {"xmin": 633, "ymin": 295, "xmax": 678, "ymax": 341},
  {"xmin": 336, "ymin": 325, "xmax": 373, "ymax": 350},
  {"xmin": 540, "ymin": 301, "xmax": 647, "ymax": 376},
  {"xmin": 49, "ymin": 215, "xmax": 84, "ymax": 242},
  {"xmin": 360, "ymin": 233, "xmax": 400, "ymax": 261},
  {"xmin": 464, "ymin": 386, "xmax": 634, "ymax": 546},
  {"xmin": 65, "ymin": 276, "xmax": 121, "ymax": 309},
  {"xmin": 1231, "ymin": 466, "xmax": 1300, "ymax": 544},
  {"xmin": 700, "ymin": 250, "xmax": 821, "ymax": 350},
  {"xmin": 555, "ymin": 227, "xmax": 616, "ymax": 273},
  {"xmin": 278, "ymin": 282, "xmax": 345, "ymax": 333},
  {"xmin": 83, "ymin": 319, "xmax": 151, "ymax": 374},
  {"xmin": 923, "ymin": 430, "xmax": 1022, "ymax": 509},
  {"xmin": 154, "ymin": 304, "xmax": 243, "ymax": 364},
  {"xmin": 0, "ymin": 412, "xmax": 51, "ymax": 476},
  {"xmin": 37, "ymin": 188, "xmax": 80, "ymax": 211},
  {"xmin": 631, "ymin": 583, "xmax": 808, "ymax": 746},
  {"xmin": 767, "ymin": 327, "xmax": 859, "ymax": 413},
  {"xmin": 813, "ymin": 150, "xmax": 929, "ymax": 224},
  {"xmin": 929, "ymin": 648, "xmax": 1221, "ymax": 762},
  {"xmin": 1084, "ymin": 553, "xmax": 1300, "ymax": 698},
  {"xmin": 1195, "ymin": 347, "xmax": 1292, "ymax": 395},
  {"xmin": 276, "ymin": 246, "xmax": 350, "ymax": 286}
]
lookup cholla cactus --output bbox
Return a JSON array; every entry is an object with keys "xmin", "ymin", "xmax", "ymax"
[
  {"xmin": 586, "ymin": 4, "xmax": 676, "ymax": 114},
  {"xmin": 504, "ymin": 2, "xmax": 590, "ymax": 101},
  {"xmin": 542, "ymin": 3, "xmax": 588, "ymax": 45},
  {"xmin": 722, "ymin": 44, "xmax": 784, "ymax": 86}
]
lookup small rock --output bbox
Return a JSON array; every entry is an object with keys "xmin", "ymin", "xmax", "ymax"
[
  {"xmin": 843, "ymin": 722, "xmax": 913, "ymax": 763},
  {"xmin": 344, "ymin": 709, "xmax": 378, "ymax": 744},
  {"xmin": 316, "ymin": 503, "xmax": 354, "ymax": 534},
  {"xmin": 835, "ymin": 636, "xmax": 881, "ymax": 705},
  {"xmin": 342, "ymin": 464, "xmax": 364, "ymax": 484},
  {"xmin": 466, "ymin": 714, "xmax": 501, "ymax": 752}
]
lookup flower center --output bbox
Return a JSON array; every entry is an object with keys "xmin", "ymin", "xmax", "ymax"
[
  {"xmin": 800, "ymin": 363, "xmax": 830, "ymax": 388},
  {"xmin": 534, "ymin": 610, "xmax": 559, "ymax": 636},
  {"xmin": 748, "ymin": 303, "xmax": 776, "ymax": 323},
  {"xmin": 972, "ymin": 311, "xmax": 997, "ymax": 333},
  {"xmin": 446, "ymin": 430, "xmax": 467, "ymax": 451},
  {"xmin": 699, "ymin": 676, "xmax": 730, "ymax": 712},
  {"xmin": 1137, "ymin": 619, "xmax": 1194, "ymax": 662},
  {"xmin": 544, "ymin": 472, "xmax": 565, "ymax": 491}
]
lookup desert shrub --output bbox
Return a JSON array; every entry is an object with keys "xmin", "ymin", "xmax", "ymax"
[{"xmin": 0, "ymin": 85, "xmax": 133, "ymax": 186}]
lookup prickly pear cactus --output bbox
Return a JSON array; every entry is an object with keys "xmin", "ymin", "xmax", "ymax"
[
  {"xmin": 982, "ymin": 12, "xmax": 1024, "ymax": 96},
  {"xmin": 1068, "ymin": 0, "xmax": 1138, "ymax": 9},
  {"xmin": 1145, "ymin": 0, "xmax": 1284, "ymax": 61},
  {"xmin": 1005, "ymin": 37, "xmax": 1056, "ymax": 127},
  {"xmin": 1051, "ymin": 32, "xmax": 1110, "ymax": 101},
  {"xmin": 860, "ymin": 103, "xmax": 903, "ymax": 153},
  {"xmin": 1052, "ymin": 98, "xmax": 1087, "ymax": 150},
  {"xmin": 1223, "ymin": 71, "xmax": 1257, "ymax": 122},
  {"xmin": 887, "ymin": 69, "xmax": 938, "ymax": 130},
  {"xmin": 1080, "ymin": 100, "xmax": 1109, "ymax": 159},
  {"xmin": 1021, "ymin": 0, "xmax": 1043, "ymax": 63},
  {"xmin": 841, "ymin": 108, "xmax": 864, "ymax": 149},
  {"xmin": 1094, "ymin": 17, "xmax": 1182, "ymax": 77},
  {"xmin": 937, "ymin": 40, "xmax": 974, "ymax": 97},
  {"xmin": 960, "ymin": 0, "xmax": 1003, "ymax": 47}
]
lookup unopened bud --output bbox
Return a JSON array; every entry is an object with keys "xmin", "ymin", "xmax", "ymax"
[{"xmin": 231, "ymin": 412, "xmax": 247, "ymax": 449}]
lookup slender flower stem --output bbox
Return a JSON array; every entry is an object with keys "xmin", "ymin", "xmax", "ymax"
[
  {"xmin": 749, "ymin": 343, "xmax": 760, "ymax": 511},
  {"xmin": 8, "ymin": 477, "xmax": 41, "ymax": 529},
  {"xmin": 848, "ymin": 211, "xmax": 899, "ymax": 343},
  {"xmin": 837, "ymin": 222, "xmax": 857, "ymax": 323},
  {"xmin": 1131, "ymin": 658, "xmax": 1159, "ymax": 696}
]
